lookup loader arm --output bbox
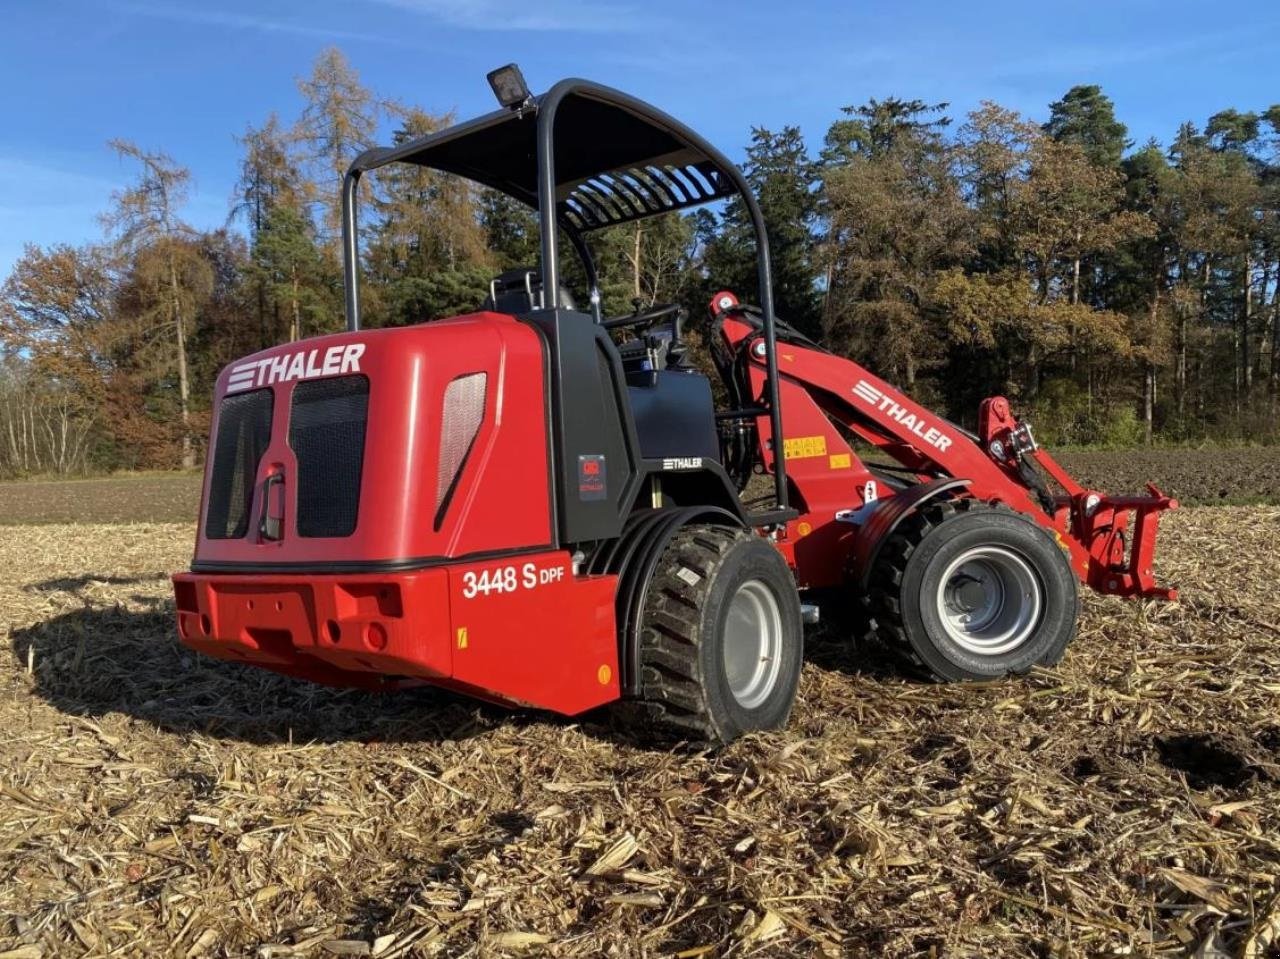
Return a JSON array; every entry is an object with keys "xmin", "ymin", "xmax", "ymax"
[{"xmin": 712, "ymin": 297, "xmax": 1176, "ymax": 602}]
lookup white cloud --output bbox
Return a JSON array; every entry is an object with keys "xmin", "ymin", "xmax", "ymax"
[
  {"xmin": 111, "ymin": 2, "xmax": 435, "ymax": 48},
  {"xmin": 373, "ymin": 0, "xmax": 652, "ymax": 33},
  {"xmin": 0, "ymin": 154, "xmax": 232, "ymax": 279},
  {"xmin": 0, "ymin": 156, "xmax": 114, "ymax": 219},
  {"xmin": 0, "ymin": 156, "xmax": 113, "ymax": 277},
  {"xmin": 991, "ymin": 34, "xmax": 1246, "ymax": 80}
]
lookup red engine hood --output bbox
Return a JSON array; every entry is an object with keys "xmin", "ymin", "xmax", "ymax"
[{"xmin": 192, "ymin": 312, "xmax": 550, "ymax": 572}]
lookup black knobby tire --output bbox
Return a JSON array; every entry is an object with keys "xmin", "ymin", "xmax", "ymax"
[
  {"xmin": 633, "ymin": 524, "xmax": 803, "ymax": 743},
  {"xmin": 865, "ymin": 499, "xmax": 1079, "ymax": 682}
]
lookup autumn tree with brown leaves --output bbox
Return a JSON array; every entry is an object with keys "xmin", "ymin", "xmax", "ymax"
[
  {"xmin": 102, "ymin": 140, "xmax": 209, "ymax": 468},
  {"xmin": 5, "ymin": 51, "xmax": 1280, "ymax": 477}
]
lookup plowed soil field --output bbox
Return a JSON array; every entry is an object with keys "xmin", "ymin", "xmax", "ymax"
[{"xmin": 1057, "ymin": 447, "xmax": 1280, "ymax": 506}]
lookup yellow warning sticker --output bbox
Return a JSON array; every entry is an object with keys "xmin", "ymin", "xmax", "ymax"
[
  {"xmin": 783, "ymin": 435, "xmax": 828, "ymax": 459},
  {"xmin": 829, "ymin": 453, "xmax": 852, "ymax": 470},
  {"xmin": 456, "ymin": 626, "xmax": 468, "ymax": 649}
]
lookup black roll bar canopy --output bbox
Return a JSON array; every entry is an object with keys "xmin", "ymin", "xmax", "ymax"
[{"xmin": 340, "ymin": 74, "xmax": 789, "ymax": 513}]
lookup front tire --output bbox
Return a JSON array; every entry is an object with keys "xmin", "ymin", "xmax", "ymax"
[
  {"xmin": 866, "ymin": 500, "xmax": 1079, "ymax": 681},
  {"xmin": 634, "ymin": 525, "xmax": 803, "ymax": 743}
]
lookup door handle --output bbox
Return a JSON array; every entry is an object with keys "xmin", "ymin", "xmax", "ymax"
[{"xmin": 259, "ymin": 471, "xmax": 285, "ymax": 541}]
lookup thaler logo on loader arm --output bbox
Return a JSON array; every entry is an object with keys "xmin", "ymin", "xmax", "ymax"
[
  {"xmin": 226, "ymin": 343, "xmax": 366, "ymax": 393},
  {"xmin": 852, "ymin": 379, "xmax": 953, "ymax": 452}
]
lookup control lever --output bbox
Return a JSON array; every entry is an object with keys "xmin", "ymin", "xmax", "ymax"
[{"xmin": 666, "ymin": 308, "xmax": 693, "ymax": 370}]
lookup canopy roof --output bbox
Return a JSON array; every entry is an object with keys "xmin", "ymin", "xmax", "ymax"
[
  {"xmin": 342, "ymin": 76, "xmax": 791, "ymax": 515},
  {"xmin": 351, "ymin": 84, "xmax": 738, "ymax": 232}
]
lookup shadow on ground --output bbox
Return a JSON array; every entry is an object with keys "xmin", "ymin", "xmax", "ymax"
[
  {"xmin": 803, "ymin": 627, "xmax": 912, "ymax": 682},
  {"xmin": 11, "ymin": 583, "xmax": 1278, "ymax": 826},
  {"xmin": 9, "ymin": 598, "xmax": 584, "ymax": 747},
  {"xmin": 799, "ymin": 588, "xmax": 915, "ymax": 682},
  {"xmin": 25, "ymin": 573, "xmax": 174, "ymax": 595},
  {"xmin": 10, "ymin": 572, "xmax": 933, "ymax": 752}
]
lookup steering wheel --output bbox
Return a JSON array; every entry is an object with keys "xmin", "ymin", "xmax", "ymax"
[{"xmin": 602, "ymin": 302, "xmax": 681, "ymax": 331}]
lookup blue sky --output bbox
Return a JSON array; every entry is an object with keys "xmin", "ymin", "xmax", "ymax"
[{"xmin": 2, "ymin": 0, "xmax": 1278, "ymax": 278}]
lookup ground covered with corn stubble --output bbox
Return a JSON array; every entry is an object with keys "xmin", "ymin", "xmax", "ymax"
[{"xmin": 1, "ymin": 510, "xmax": 1279, "ymax": 958}]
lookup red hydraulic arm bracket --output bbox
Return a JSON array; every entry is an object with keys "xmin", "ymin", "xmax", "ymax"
[{"xmin": 979, "ymin": 398, "xmax": 1178, "ymax": 600}]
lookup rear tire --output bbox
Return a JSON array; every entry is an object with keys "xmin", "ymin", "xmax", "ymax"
[
  {"xmin": 633, "ymin": 525, "xmax": 803, "ymax": 743},
  {"xmin": 865, "ymin": 500, "xmax": 1079, "ymax": 681}
]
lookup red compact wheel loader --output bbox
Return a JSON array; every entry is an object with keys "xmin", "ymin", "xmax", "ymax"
[{"xmin": 173, "ymin": 66, "xmax": 1177, "ymax": 743}]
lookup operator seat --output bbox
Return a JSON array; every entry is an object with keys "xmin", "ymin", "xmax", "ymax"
[
  {"xmin": 625, "ymin": 369, "xmax": 720, "ymax": 462},
  {"xmin": 487, "ymin": 268, "xmax": 718, "ymax": 466},
  {"xmin": 618, "ymin": 322, "xmax": 719, "ymax": 463},
  {"xmin": 484, "ymin": 268, "xmax": 577, "ymax": 315}
]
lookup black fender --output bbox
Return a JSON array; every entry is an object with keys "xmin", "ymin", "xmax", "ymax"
[
  {"xmin": 849, "ymin": 478, "xmax": 972, "ymax": 590},
  {"xmin": 590, "ymin": 505, "xmax": 744, "ymax": 696}
]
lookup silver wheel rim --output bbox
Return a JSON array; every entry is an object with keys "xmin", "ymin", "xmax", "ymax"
[
  {"xmin": 935, "ymin": 546, "xmax": 1043, "ymax": 656},
  {"xmin": 723, "ymin": 579, "xmax": 784, "ymax": 709}
]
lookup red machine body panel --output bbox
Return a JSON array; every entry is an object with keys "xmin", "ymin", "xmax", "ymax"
[
  {"xmin": 174, "ymin": 550, "xmax": 621, "ymax": 715},
  {"xmin": 192, "ymin": 312, "xmax": 551, "ymax": 570},
  {"xmin": 175, "ymin": 568, "xmax": 454, "ymax": 687},
  {"xmin": 710, "ymin": 293, "xmax": 1175, "ymax": 601},
  {"xmin": 179, "ymin": 311, "xmax": 623, "ymax": 716},
  {"xmin": 444, "ymin": 553, "xmax": 620, "ymax": 712}
]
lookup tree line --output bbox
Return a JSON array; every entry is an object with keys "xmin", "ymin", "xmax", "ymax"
[{"xmin": 2, "ymin": 49, "xmax": 1278, "ymax": 477}]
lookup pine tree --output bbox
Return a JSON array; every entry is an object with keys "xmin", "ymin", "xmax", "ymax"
[
  {"xmin": 361, "ymin": 104, "xmax": 494, "ymax": 325},
  {"xmin": 701, "ymin": 127, "xmax": 821, "ymax": 338},
  {"xmin": 233, "ymin": 114, "xmax": 309, "ymax": 345},
  {"xmin": 821, "ymin": 99, "xmax": 969, "ymax": 392},
  {"xmin": 250, "ymin": 205, "xmax": 328, "ymax": 341},
  {"xmin": 821, "ymin": 97, "xmax": 951, "ymax": 165},
  {"xmin": 1044, "ymin": 85, "xmax": 1129, "ymax": 167},
  {"xmin": 479, "ymin": 189, "xmax": 540, "ymax": 270},
  {"xmin": 1115, "ymin": 143, "xmax": 1179, "ymax": 441}
]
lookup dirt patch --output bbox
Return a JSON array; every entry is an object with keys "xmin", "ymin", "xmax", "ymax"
[
  {"xmin": 1057, "ymin": 446, "xmax": 1280, "ymax": 505},
  {"xmin": 2, "ymin": 446, "xmax": 1277, "ymax": 528},
  {"xmin": 1154, "ymin": 733, "xmax": 1259, "ymax": 790},
  {"xmin": 0, "ymin": 473, "xmax": 202, "ymax": 525},
  {"xmin": 1, "ymin": 508, "xmax": 1279, "ymax": 955}
]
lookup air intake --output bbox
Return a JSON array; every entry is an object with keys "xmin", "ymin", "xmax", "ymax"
[
  {"xmin": 205, "ymin": 389, "xmax": 274, "ymax": 539},
  {"xmin": 289, "ymin": 376, "xmax": 369, "ymax": 538},
  {"xmin": 435, "ymin": 372, "xmax": 487, "ymax": 529}
]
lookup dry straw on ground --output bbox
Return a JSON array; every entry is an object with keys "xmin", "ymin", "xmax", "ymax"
[{"xmin": 0, "ymin": 508, "xmax": 1278, "ymax": 956}]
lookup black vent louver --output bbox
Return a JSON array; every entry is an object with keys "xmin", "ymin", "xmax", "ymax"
[
  {"xmin": 558, "ymin": 160, "xmax": 731, "ymax": 231},
  {"xmin": 289, "ymin": 376, "xmax": 369, "ymax": 538},
  {"xmin": 205, "ymin": 389, "xmax": 274, "ymax": 540}
]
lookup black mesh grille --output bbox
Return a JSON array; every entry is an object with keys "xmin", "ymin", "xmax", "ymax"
[
  {"xmin": 289, "ymin": 376, "xmax": 369, "ymax": 538},
  {"xmin": 205, "ymin": 389, "xmax": 274, "ymax": 540}
]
